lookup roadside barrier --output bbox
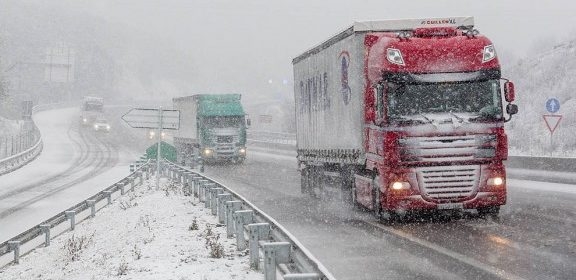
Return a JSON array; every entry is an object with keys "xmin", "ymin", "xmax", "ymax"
[
  {"xmin": 162, "ymin": 160, "xmax": 336, "ymax": 280},
  {"xmin": 1, "ymin": 159, "xmax": 335, "ymax": 279},
  {"xmin": 0, "ymin": 103, "xmax": 69, "ymax": 175},
  {"xmin": 0, "ymin": 162, "xmax": 148, "ymax": 267}
]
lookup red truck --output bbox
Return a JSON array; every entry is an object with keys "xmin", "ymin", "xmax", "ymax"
[{"xmin": 293, "ymin": 17, "xmax": 518, "ymax": 220}]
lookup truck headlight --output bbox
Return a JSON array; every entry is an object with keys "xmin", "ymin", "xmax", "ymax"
[
  {"xmin": 391, "ymin": 181, "xmax": 411, "ymax": 190},
  {"xmin": 487, "ymin": 177, "xmax": 504, "ymax": 186},
  {"xmin": 387, "ymin": 48, "xmax": 405, "ymax": 66},
  {"xmin": 482, "ymin": 45, "xmax": 497, "ymax": 63}
]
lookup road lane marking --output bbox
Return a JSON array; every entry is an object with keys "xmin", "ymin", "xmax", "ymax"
[{"xmin": 364, "ymin": 220, "xmax": 528, "ymax": 280}]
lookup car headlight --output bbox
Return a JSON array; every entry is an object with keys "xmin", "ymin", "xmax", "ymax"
[
  {"xmin": 239, "ymin": 148, "xmax": 246, "ymax": 154},
  {"xmin": 106, "ymin": 125, "xmax": 111, "ymax": 130},
  {"xmin": 204, "ymin": 149, "xmax": 212, "ymax": 155},
  {"xmin": 83, "ymin": 118, "xmax": 88, "ymax": 123},
  {"xmin": 93, "ymin": 124, "xmax": 98, "ymax": 129}
]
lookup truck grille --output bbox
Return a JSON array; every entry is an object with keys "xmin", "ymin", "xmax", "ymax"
[
  {"xmin": 416, "ymin": 165, "xmax": 479, "ymax": 203},
  {"xmin": 217, "ymin": 136, "xmax": 235, "ymax": 143},
  {"xmin": 399, "ymin": 134, "xmax": 496, "ymax": 163}
]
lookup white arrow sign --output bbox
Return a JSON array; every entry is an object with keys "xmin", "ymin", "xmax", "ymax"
[{"xmin": 122, "ymin": 108, "xmax": 180, "ymax": 130}]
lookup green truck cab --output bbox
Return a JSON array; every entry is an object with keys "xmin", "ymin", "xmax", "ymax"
[{"xmin": 173, "ymin": 94, "xmax": 247, "ymax": 164}]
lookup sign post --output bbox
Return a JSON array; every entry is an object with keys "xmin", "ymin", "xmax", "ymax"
[
  {"xmin": 122, "ymin": 107, "xmax": 180, "ymax": 189},
  {"xmin": 156, "ymin": 107, "xmax": 163, "ymax": 189},
  {"xmin": 543, "ymin": 98, "xmax": 562, "ymax": 155}
]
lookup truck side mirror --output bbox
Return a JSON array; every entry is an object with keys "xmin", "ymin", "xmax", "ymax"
[
  {"xmin": 506, "ymin": 103, "xmax": 518, "ymax": 115},
  {"xmin": 504, "ymin": 81, "xmax": 515, "ymax": 102}
]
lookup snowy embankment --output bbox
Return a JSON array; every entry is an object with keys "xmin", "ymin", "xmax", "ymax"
[{"xmin": 0, "ymin": 178, "xmax": 260, "ymax": 280}]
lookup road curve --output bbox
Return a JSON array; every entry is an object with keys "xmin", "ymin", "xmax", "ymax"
[{"xmin": 0, "ymin": 107, "xmax": 144, "ymax": 243}]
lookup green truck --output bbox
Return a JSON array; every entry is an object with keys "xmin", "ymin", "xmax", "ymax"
[{"xmin": 173, "ymin": 94, "xmax": 247, "ymax": 164}]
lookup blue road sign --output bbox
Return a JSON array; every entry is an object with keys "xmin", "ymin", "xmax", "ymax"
[{"xmin": 546, "ymin": 98, "xmax": 560, "ymax": 113}]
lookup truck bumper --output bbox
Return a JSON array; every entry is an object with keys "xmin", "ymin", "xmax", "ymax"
[{"xmin": 384, "ymin": 190, "xmax": 506, "ymax": 211}]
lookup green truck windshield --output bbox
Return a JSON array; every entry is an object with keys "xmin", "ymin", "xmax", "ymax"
[
  {"xmin": 387, "ymin": 80, "xmax": 503, "ymax": 121},
  {"xmin": 204, "ymin": 116, "xmax": 244, "ymax": 128}
]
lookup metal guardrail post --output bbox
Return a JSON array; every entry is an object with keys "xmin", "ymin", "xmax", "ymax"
[
  {"xmin": 8, "ymin": 241, "xmax": 20, "ymax": 264},
  {"xmin": 193, "ymin": 176, "xmax": 202, "ymax": 199},
  {"xmin": 217, "ymin": 193, "xmax": 233, "ymax": 223},
  {"xmin": 40, "ymin": 224, "xmax": 50, "ymax": 247},
  {"xmin": 118, "ymin": 182, "xmax": 126, "ymax": 195},
  {"xmin": 130, "ymin": 177, "xmax": 135, "ymax": 192},
  {"xmin": 233, "ymin": 210, "xmax": 254, "ymax": 251},
  {"xmin": 205, "ymin": 183, "xmax": 216, "ymax": 208},
  {"xmin": 138, "ymin": 171, "xmax": 144, "ymax": 185},
  {"xmin": 199, "ymin": 180, "xmax": 209, "ymax": 202},
  {"xmin": 225, "ymin": 201, "xmax": 242, "ymax": 238},
  {"xmin": 248, "ymin": 223, "xmax": 271, "ymax": 269},
  {"xmin": 87, "ymin": 200, "xmax": 96, "ymax": 218},
  {"xmin": 182, "ymin": 172, "xmax": 192, "ymax": 196},
  {"xmin": 65, "ymin": 210, "xmax": 76, "ymax": 231},
  {"xmin": 263, "ymin": 242, "xmax": 291, "ymax": 280},
  {"xmin": 104, "ymin": 190, "xmax": 113, "ymax": 205},
  {"xmin": 283, "ymin": 273, "xmax": 321, "ymax": 280},
  {"xmin": 211, "ymin": 188, "xmax": 223, "ymax": 215}
]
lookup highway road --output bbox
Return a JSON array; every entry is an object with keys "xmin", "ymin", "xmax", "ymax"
[
  {"xmin": 0, "ymin": 107, "xmax": 146, "ymax": 243},
  {"xmin": 205, "ymin": 147, "xmax": 576, "ymax": 280},
  {"xmin": 1, "ymin": 107, "xmax": 574, "ymax": 279}
]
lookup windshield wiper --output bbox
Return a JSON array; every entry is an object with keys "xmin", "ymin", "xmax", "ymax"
[
  {"xmin": 419, "ymin": 113, "xmax": 434, "ymax": 124},
  {"xmin": 449, "ymin": 112, "xmax": 467, "ymax": 123}
]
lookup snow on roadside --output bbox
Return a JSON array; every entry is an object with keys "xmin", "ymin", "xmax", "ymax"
[{"xmin": 0, "ymin": 178, "xmax": 261, "ymax": 280}]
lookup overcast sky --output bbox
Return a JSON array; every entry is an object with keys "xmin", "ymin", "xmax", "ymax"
[{"xmin": 48, "ymin": 0, "xmax": 576, "ymax": 102}]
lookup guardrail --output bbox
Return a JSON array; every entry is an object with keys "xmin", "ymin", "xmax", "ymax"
[
  {"xmin": 0, "ymin": 122, "xmax": 42, "ymax": 175},
  {"xmin": 0, "ymin": 162, "xmax": 148, "ymax": 268},
  {"xmin": 0, "ymin": 102, "xmax": 69, "ymax": 175},
  {"xmin": 162, "ymin": 160, "xmax": 336, "ymax": 280},
  {"xmin": 247, "ymin": 130, "xmax": 296, "ymax": 146}
]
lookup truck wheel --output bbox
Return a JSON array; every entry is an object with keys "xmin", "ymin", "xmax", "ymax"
[{"xmin": 478, "ymin": 206, "xmax": 500, "ymax": 217}]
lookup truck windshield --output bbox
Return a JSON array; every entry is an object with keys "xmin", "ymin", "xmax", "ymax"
[
  {"xmin": 83, "ymin": 103, "xmax": 103, "ymax": 112},
  {"xmin": 204, "ymin": 116, "xmax": 244, "ymax": 128},
  {"xmin": 387, "ymin": 79, "xmax": 503, "ymax": 122}
]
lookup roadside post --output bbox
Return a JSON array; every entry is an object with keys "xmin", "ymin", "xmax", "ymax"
[{"xmin": 122, "ymin": 107, "xmax": 180, "ymax": 189}]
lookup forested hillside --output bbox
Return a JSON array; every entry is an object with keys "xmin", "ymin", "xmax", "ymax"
[{"xmin": 505, "ymin": 39, "xmax": 576, "ymax": 156}]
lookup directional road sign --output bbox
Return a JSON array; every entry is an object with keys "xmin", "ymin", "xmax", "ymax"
[
  {"xmin": 121, "ymin": 108, "xmax": 180, "ymax": 130},
  {"xmin": 545, "ymin": 98, "xmax": 560, "ymax": 113}
]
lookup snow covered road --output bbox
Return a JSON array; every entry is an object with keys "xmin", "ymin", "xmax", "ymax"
[{"xmin": 0, "ymin": 107, "xmax": 144, "ymax": 243}]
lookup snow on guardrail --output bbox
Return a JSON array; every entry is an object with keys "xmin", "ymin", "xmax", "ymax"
[
  {"xmin": 0, "ymin": 103, "xmax": 67, "ymax": 175},
  {"xmin": 0, "ymin": 160, "xmax": 335, "ymax": 280}
]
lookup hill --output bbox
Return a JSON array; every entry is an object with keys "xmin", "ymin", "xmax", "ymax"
[{"xmin": 504, "ymin": 39, "xmax": 576, "ymax": 156}]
